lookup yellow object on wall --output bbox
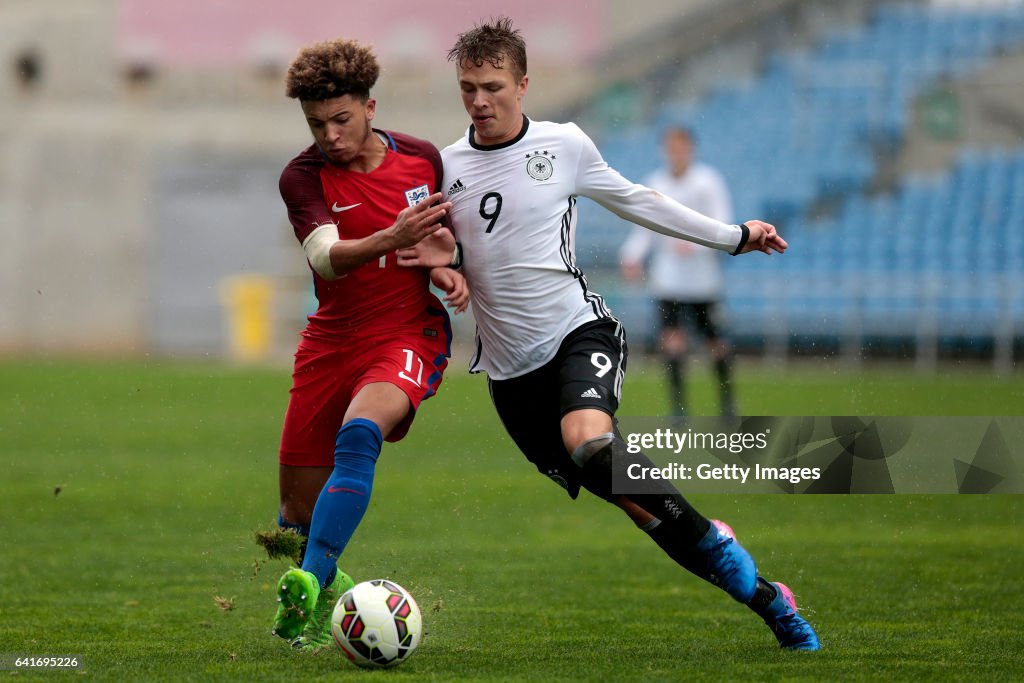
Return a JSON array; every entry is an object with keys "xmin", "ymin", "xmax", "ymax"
[{"xmin": 219, "ymin": 275, "xmax": 273, "ymax": 361}]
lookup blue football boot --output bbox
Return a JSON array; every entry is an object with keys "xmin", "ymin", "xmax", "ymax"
[
  {"xmin": 697, "ymin": 519, "xmax": 757, "ymax": 603},
  {"xmin": 761, "ymin": 581, "xmax": 821, "ymax": 650}
]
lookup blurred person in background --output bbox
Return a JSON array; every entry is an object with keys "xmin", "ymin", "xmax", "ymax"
[
  {"xmin": 619, "ymin": 127, "xmax": 738, "ymax": 417},
  {"xmin": 271, "ymin": 37, "xmax": 466, "ymax": 652}
]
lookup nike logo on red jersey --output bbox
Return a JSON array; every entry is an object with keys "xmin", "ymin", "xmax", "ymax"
[{"xmin": 331, "ymin": 202, "xmax": 362, "ymax": 213}]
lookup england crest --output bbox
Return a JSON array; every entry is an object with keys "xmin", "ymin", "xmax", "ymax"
[{"xmin": 405, "ymin": 184, "xmax": 430, "ymax": 206}]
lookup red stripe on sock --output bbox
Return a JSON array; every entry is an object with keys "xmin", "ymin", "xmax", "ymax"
[{"xmin": 327, "ymin": 486, "xmax": 363, "ymax": 495}]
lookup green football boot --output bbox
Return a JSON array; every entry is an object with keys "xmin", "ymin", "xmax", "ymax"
[
  {"xmin": 291, "ymin": 569, "xmax": 356, "ymax": 652},
  {"xmin": 271, "ymin": 568, "xmax": 320, "ymax": 641}
]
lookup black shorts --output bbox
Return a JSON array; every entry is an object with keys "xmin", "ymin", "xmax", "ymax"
[
  {"xmin": 657, "ymin": 300, "xmax": 722, "ymax": 339},
  {"xmin": 488, "ymin": 319, "xmax": 627, "ymax": 499}
]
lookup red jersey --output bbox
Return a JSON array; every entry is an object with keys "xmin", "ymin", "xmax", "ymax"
[{"xmin": 279, "ymin": 130, "xmax": 445, "ymax": 341}]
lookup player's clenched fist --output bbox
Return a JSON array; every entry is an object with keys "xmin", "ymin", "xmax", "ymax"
[
  {"xmin": 388, "ymin": 192, "xmax": 453, "ymax": 249},
  {"xmin": 430, "ymin": 267, "xmax": 470, "ymax": 314},
  {"xmin": 736, "ymin": 220, "xmax": 788, "ymax": 255}
]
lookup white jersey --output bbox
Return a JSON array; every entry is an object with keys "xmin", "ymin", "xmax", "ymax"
[
  {"xmin": 442, "ymin": 117, "xmax": 745, "ymax": 379},
  {"xmin": 619, "ymin": 163, "xmax": 734, "ymax": 301}
]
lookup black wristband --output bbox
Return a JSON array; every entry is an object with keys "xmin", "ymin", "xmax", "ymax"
[
  {"xmin": 731, "ymin": 223, "xmax": 750, "ymax": 256},
  {"xmin": 451, "ymin": 241, "xmax": 464, "ymax": 270}
]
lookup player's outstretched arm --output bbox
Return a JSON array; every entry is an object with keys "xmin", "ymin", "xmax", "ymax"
[
  {"xmin": 430, "ymin": 267, "xmax": 469, "ymax": 313},
  {"xmin": 396, "ymin": 228, "xmax": 457, "ymax": 269},
  {"xmin": 735, "ymin": 220, "xmax": 787, "ymax": 255},
  {"xmin": 572, "ymin": 125, "xmax": 782, "ymax": 257}
]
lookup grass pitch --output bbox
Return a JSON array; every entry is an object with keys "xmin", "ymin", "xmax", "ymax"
[{"xmin": 1, "ymin": 358, "xmax": 1022, "ymax": 681}]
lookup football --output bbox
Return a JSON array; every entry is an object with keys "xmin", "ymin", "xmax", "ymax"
[{"xmin": 330, "ymin": 579, "xmax": 422, "ymax": 668}]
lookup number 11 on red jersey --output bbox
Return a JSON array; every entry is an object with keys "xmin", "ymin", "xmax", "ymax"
[{"xmin": 399, "ymin": 349, "xmax": 423, "ymax": 387}]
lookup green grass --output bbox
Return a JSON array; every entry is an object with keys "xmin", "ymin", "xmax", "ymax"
[{"xmin": 1, "ymin": 358, "xmax": 1023, "ymax": 681}]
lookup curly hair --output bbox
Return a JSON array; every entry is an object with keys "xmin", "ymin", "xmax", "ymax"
[
  {"xmin": 447, "ymin": 16, "xmax": 527, "ymax": 81},
  {"xmin": 285, "ymin": 39, "xmax": 380, "ymax": 101}
]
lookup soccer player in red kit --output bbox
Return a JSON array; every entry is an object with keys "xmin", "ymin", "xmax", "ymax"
[{"xmin": 271, "ymin": 38, "xmax": 465, "ymax": 651}]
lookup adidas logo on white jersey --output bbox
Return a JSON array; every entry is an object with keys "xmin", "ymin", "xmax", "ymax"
[
  {"xmin": 580, "ymin": 387, "xmax": 601, "ymax": 399},
  {"xmin": 447, "ymin": 178, "xmax": 466, "ymax": 196}
]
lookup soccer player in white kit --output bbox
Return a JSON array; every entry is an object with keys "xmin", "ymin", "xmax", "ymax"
[
  {"xmin": 398, "ymin": 18, "xmax": 819, "ymax": 650},
  {"xmin": 620, "ymin": 127, "xmax": 738, "ymax": 417}
]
